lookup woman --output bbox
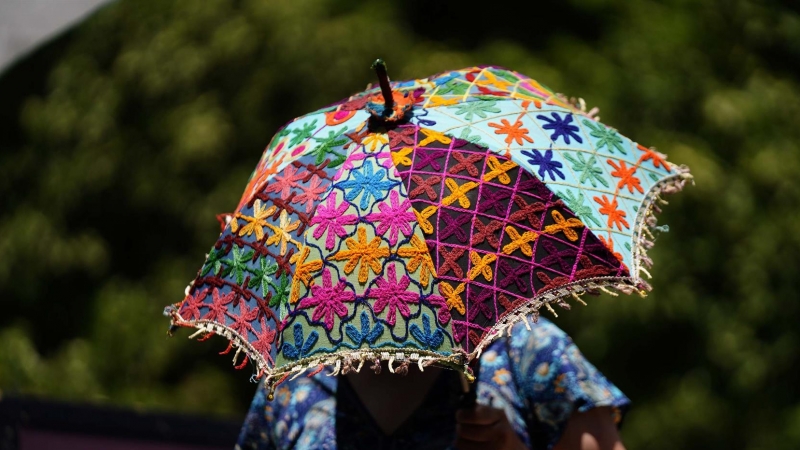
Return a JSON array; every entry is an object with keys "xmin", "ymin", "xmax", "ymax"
[{"xmin": 236, "ymin": 317, "xmax": 628, "ymax": 450}]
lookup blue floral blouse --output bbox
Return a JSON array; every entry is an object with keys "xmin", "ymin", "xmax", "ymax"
[{"xmin": 235, "ymin": 318, "xmax": 629, "ymax": 450}]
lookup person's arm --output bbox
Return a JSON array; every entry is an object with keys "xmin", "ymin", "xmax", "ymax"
[
  {"xmin": 454, "ymin": 405, "xmax": 625, "ymax": 450},
  {"xmin": 553, "ymin": 407, "xmax": 626, "ymax": 450}
]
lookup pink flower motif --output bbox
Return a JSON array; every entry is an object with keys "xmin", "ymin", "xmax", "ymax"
[
  {"xmin": 368, "ymin": 263, "xmax": 419, "ymax": 326},
  {"xmin": 341, "ymin": 151, "xmax": 395, "ymax": 173},
  {"xmin": 265, "ymin": 164, "xmax": 304, "ymax": 200},
  {"xmin": 298, "ymin": 268, "xmax": 356, "ymax": 330},
  {"xmin": 309, "ymin": 192, "xmax": 358, "ymax": 250},
  {"xmin": 366, "ymin": 190, "xmax": 415, "ymax": 245},
  {"xmin": 292, "ymin": 174, "xmax": 327, "ymax": 213},
  {"xmin": 203, "ymin": 288, "xmax": 236, "ymax": 322},
  {"xmin": 425, "ymin": 294, "xmax": 451, "ymax": 325}
]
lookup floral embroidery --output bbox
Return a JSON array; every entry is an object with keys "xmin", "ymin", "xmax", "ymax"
[
  {"xmin": 537, "ymin": 112, "xmax": 583, "ymax": 144},
  {"xmin": 365, "ymin": 190, "xmax": 415, "ymax": 246},
  {"xmin": 298, "ymin": 268, "xmax": 355, "ymax": 330},
  {"xmin": 488, "ymin": 118, "xmax": 534, "ymax": 145},
  {"xmin": 338, "ymin": 161, "xmax": 395, "ymax": 209},
  {"xmin": 329, "ymin": 227, "xmax": 390, "ymax": 284},
  {"xmin": 309, "ymin": 192, "xmax": 358, "ymax": 251},
  {"xmin": 582, "ymin": 119, "xmax": 626, "ymax": 154},
  {"xmin": 594, "ymin": 195, "xmax": 630, "ymax": 231},
  {"xmin": 368, "ymin": 263, "xmax": 418, "ymax": 326},
  {"xmin": 521, "ymin": 149, "xmax": 565, "ymax": 181}
]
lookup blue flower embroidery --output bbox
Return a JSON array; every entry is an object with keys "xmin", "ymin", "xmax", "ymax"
[
  {"xmin": 337, "ymin": 161, "xmax": 396, "ymax": 210},
  {"xmin": 282, "ymin": 323, "xmax": 319, "ymax": 359},
  {"xmin": 345, "ymin": 311, "xmax": 384, "ymax": 345},
  {"xmin": 410, "ymin": 314, "xmax": 445, "ymax": 350},
  {"xmin": 537, "ymin": 112, "xmax": 583, "ymax": 145},
  {"xmin": 521, "ymin": 149, "xmax": 565, "ymax": 181}
]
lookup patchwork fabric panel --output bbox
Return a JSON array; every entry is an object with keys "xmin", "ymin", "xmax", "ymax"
[
  {"xmin": 181, "ymin": 155, "xmax": 341, "ymax": 369},
  {"xmin": 388, "ymin": 125, "xmax": 626, "ymax": 352},
  {"xmin": 277, "ymin": 135, "xmax": 455, "ymax": 368}
]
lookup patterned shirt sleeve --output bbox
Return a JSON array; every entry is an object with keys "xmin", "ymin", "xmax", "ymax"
[
  {"xmin": 476, "ymin": 317, "xmax": 630, "ymax": 449},
  {"xmin": 512, "ymin": 317, "xmax": 629, "ymax": 448}
]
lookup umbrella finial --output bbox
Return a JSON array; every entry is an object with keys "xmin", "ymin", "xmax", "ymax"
[{"xmin": 371, "ymin": 58, "xmax": 394, "ymax": 112}]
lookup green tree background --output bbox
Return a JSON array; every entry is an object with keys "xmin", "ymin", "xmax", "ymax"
[{"xmin": 2, "ymin": 0, "xmax": 800, "ymax": 448}]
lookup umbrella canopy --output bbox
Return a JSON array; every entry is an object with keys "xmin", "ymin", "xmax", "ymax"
[{"xmin": 164, "ymin": 64, "xmax": 690, "ymax": 393}]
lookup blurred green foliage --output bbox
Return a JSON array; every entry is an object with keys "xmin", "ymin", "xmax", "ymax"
[{"xmin": 1, "ymin": 0, "xmax": 800, "ymax": 448}]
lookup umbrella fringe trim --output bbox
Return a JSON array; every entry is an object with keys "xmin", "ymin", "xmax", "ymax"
[
  {"xmin": 166, "ymin": 312, "xmax": 272, "ymax": 379},
  {"xmin": 263, "ymin": 349, "xmax": 470, "ymax": 395},
  {"xmin": 468, "ymin": 164, "xmax": 693, "ymax": 360},
  {"xmin": 166, "ymin": 309, "xmax": 471, "ymax": 393}
]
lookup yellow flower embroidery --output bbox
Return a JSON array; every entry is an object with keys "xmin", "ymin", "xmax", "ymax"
[
  {"xmin": 543, "ymin": 210, "xmax": 584, "ymax": 242},
  {"xmin": 418, "ymin": 128, "xmax": 452, "ymax": 147},
  {"xmin": 439, "ymin": 282, "xmax": 465, "ymax": 315},
  {"xmin": 237, "ymin": 199, "xmax": 277, "ymax": 241},
  {"xmin": 503, "ymin": 226, "xmax": 538, "ymax": 257},
  {"xmin": 396, "ymin": 235, "xmax": 435, "ymax": 288},
  {"xmin": 483, "ymin": 156, "xmax": 517, "ymax": 185},
  {"xmin": 427, "ymin": 95, "xmax": 459, "ymax": 107},
  {"xmin": 329, "ymin": 227, "xmax": 390, "ymax": 284},
  {"xmin": 391, "ymin": 147, "xmax": 413, "ymax": 167},
  {"xmin": 441, "ymin": 178, "xmax": 478, "ymax": 209},
  {"xmin": 475, "ymin": 71, "xmax": 513, "ymax": 91},
  {"xmin": 413, "ymin": 205, "xmax": 438, "ymax": 234},
  {"xmin": 289, "ymin": 245, "xmax": 323, "ymax": 303},
  {"xmin": 363, "ymin": 133, "xmax": 389, "ymax": 152},
  {"xmin": 468, "ymin": 251, "xmax": 497, "ymax": 281},
  {"xmin": 265, "ymin": 209, "xmax": 300, "ymax": 255}
]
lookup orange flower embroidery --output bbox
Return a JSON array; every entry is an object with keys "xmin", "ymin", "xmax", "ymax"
[
  {"xmin": 418, "ymin": 128, "xmax": 453, "ymax": 146},
  {"xmin": 598, "ymin": 235, "xmax": 624, "ymax": 263},
  {"xmin": 503, "ymin": 226, "xmax": 538, "ymax": 257},
  {"xmin": 289, "ymin": 245, "xmax": 323, "ymax": 303},
  {"xmin": 329, "ymin": 227, "xmax": 390, "ymax": 284},
  {"xmin": 468, "ymin": 251, "xmax": 497, "ymax": 281},
  {"xmin": 413, "ymin": 205, "xmax": 438, "ymax": 235},
  {"xmin": 396, "ymin": 235, "xmax": 436, "ymax": 288},
  {"xmin": 488, "ymin": 118, "xmax": 534, "ymax": 145},
  {"xmin": 637, "ymin": 144, "xmax": 671, "ymax": 172},
  {"xmin": 607, "ymin": 159, "xmax": 644, "ymax": 194},
  {"xmin": 594, "ymin": 195, "xmax": 630, "ymax": 231},
  {"xmin": 438, "ymin": 281, "xmax": 466, "ymax": 315},
  {"xmin": 236, "ymin": 199, "xmax": 277, "ymax": 241},
  {"xmin": 542, "ymin": 210, "xmax": 585, "ymax": 242},
  {"xmin": 391, "ymin": 147, "xmax": 413, "ymax": 167},
  {"xmin": 483, "ymin": 156, "xmax": 517, "ymax": 185},
  {"xmin": 442, "ymin": 178, "xmax": 478, "ymax": 208}
]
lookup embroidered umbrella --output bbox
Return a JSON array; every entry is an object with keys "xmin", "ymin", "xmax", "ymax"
[{"xmin": 164, "ymin": 61, "xmax": 691, "ymax": 396}]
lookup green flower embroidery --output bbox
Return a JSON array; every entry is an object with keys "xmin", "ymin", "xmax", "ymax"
[
  {"xmin": 221, "ymin": 245, "xmax": 255, "ymax": 285},
  {"xmin": 310, "ymin": 128, "xmax": 348, "ymax": 166},
  {"xmin": 268, "ymin": 272, "xmax": 291, "ymax": 309},
  {"xmin": 582, "ymin": 119, "xmax": 626, "ymax": 155},
  {"xmin": 289, "ymin": 119, "xmax": 318, "ymax": 147},
  {"xmin": 559, "ymin": 189, "xmax": 602, "ymax": 227},
  {"xmin": 562, "ymin": 152, "xmax": 609, "ymax": 188},
  {"xmin": 450, "ymin": 99, "xmax": 501, "ymax": 121},
  {"xmin": 248, "ymin": 258, "xmax": 279, "ymax": 294},
  {"xmin": 458, "ymin": 127, "xmax": 488, "ymax": 147},
  {"xmin": 437, "ymin": 78, "xmax": 469, "ymax": 96}
]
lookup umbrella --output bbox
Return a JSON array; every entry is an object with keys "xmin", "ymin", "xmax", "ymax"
[{"xmin": 164, "ymin": 61, "xmax": 691, "ymax": 397}]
